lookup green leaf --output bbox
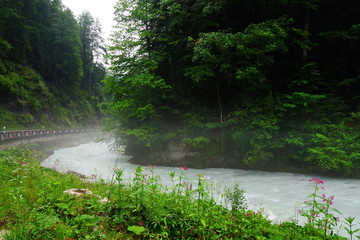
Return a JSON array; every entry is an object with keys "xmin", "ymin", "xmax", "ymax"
[
  {"xmin": 201, "ymin": 219, "xmax": 206, "ymax": 228},
  {"xmin": 127, "ymin": 225, "xmax": 146, "ymax": 235}
]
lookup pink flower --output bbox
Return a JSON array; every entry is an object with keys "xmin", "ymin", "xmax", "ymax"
[
  {"xmin": 330, "ymin": 201, "xmax": 333, "ymax": 205},
  {"xmin": 189, "ymin": 229, "xmax": 193, "ymax": 234},
  {"xmin": 304, "ymin": 201, "xmax": 307, "ymax": 204},
  {"xmin": 183, "ymin": 166, "xmax": 188, "ymax": 170},
  {"xmin": 298, "ymin": 210, "xmax": 301, "ymax": 215},
  {"xmin": 246, "ymin": 213, "xmax": 251, "ymax": 216},
  {"xmin": 318, "ymin": 179, "xmax": 324, "ymax": 184},
  {"xmin": 280, "ymin": 223, "xmax": 283, "ymax": 227},
  {"xmin": 336, "ymin": 217, "xmax": 340, "ymax": 222},
  {"xmin": 155, "ymin": 165, "xmax": 157, "ymax": 168},
  {"xmin": 19, "ymin": 161, "xmax": 26, "ymax": 165},
  {"xmin": 330, "ymin": 196, "xmax": 334, "ymax": 200},
  {"xmin": 321, "ymin": 187, "xmax": 325, "ymax": 190},
  {"xmin": 165, "ymin": 226, "xmax": 168, "ymax": 229},
  {"xmin": 232, "ymin": 217, "xmax": 235, "ymax": 221},
  {"xmin": 322, "ymin": 194, "xmax": 326, "ymax": 198}
]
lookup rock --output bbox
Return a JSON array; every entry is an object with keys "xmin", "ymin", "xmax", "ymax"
[
  {"xmin": 63, "ymin": 189, "xmax": 109, "ymax": 203},
  {"xmin": 63, "ymin": 188, "xmax": 92, "ymax": 196},
  {"xmin": 0, "ymin": 230, "xmax": 10, "ymax": 240}
]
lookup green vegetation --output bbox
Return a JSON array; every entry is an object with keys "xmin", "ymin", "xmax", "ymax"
[
  {"xmin": 0, "ymin": 0, "xmax": 106, "ymax": 129},
  {"xmin": 0, "ymin": 148, "xmax": 351, "ymax": 239},
  {"xmin": 105, "ymin": 0, "xmax": 360, "ymax": 177}
]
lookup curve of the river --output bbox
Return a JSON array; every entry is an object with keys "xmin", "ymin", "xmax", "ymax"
[{"xmin": 41, "ymin": 142, "xmax": 360, "ymax": 233}]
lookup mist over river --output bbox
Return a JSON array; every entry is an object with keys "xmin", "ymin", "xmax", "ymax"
[{"xmin": 41, "ymin": 142, "xmax": 360, "ymax": 228}]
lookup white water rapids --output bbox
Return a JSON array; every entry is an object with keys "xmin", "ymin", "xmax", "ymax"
[{"xmin": 41, "ymin": 142, "xmax": 360, "ymax": 233}]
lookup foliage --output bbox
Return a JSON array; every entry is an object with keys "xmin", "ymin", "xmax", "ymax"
[
  {"xmin": 105, "ymin": 0, "xmax": 360, "ymax": 177},
  {"xmin": 299, "ymin": 178, "xmax": 341, "ymax": 238},
  {"xmin": 0, "ymin": 0, "xmax": 107, "ymax": 128}
]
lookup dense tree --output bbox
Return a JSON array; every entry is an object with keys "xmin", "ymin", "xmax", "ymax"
[
  {"xmin": 79, "ymin": 11, "xmax": 106, "ymax": 93},
  {"xmin": 105, "ymin": 0, "xmax": 360, "ymax": 176},
  {"xmin": 0, "ymin": 0, "xmax": 107, "ymax": 128}
]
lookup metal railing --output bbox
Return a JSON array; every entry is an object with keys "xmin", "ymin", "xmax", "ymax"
[{"xmin": 1, "ymin": 128, "xmax": 95, "ymax": 142}]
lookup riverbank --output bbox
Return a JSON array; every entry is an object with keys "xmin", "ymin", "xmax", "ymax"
[{"xmin": 0, "ymin": 146, "xmax": 348, "ymax": 239}]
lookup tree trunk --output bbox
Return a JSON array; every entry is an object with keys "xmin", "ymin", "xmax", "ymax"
[{"xmin": 302, "ymin": 9, "xmax": 310, "ymax": 63}]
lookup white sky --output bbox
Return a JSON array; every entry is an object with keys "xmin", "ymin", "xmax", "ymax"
[{"xmin": 61, "ymin": 0, "xmax": 117, "ymax": 44}]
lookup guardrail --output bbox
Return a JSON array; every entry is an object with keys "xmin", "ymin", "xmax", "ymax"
[{"xmin": 1, "ymin": 128, "xmax": 96, "ymax": 142}]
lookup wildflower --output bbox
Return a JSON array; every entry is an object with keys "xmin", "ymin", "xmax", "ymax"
[
  {"xmin": 322, "ymin": 194, "xmax": 326, "ymax": 198},
  {"xmin": 280, "ymin": 223, "xmax": 283, "ymax": 227},
  {"xmin": 330, "ymin": 196, "xmax": 334, "ymax": 200},
  {"xmin": 183, "ymin": 166, "xmax": 188, "ymax": 170},
  {"xmin": 298, "ymin": 210, "xmax": 301, "ymax": 215},
  {"xmin": 19, "ymin": 161, "xmax": 26, "ymax": 165},
  {"xmin": 232, "ymin": 217, "xmax": 235, "ymax": 221},
  {"xmin": 246, "ymin": 213, "xmax": 251, "ymax": 216},
  {"xmin": 336, "ymin": 217, "xmax": 340, "ymax": 222},
  {"xmin": 155, "ymin": 165, "xmax": 157, "ymax": 168},
  {"xmin": 321, "ymin": 187, "xmax": 325, "ymax": 190},
  {"xmin": 189, "ymin": 229, "xmax": 193, "ymax": 234},
  {"xmin": 165, "ymin": 226, "xmax": 168, "ymax": 229},
  {"xmin": 304, "ymin": 201, "xmax": 307, "ymax": 204},
  {"xmin": 330, "ymin": 201, "xmax": 333, "ymax": 205}
]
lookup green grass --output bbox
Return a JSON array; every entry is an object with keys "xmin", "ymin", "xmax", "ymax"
[{"xmin": 0, "ymin": 147, "xmax": 347, "ymax": 239}]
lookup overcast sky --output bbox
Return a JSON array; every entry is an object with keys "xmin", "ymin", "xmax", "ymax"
[{"xmin": 61, "ymin": 0, "xmax": 117, "ymax": 44}]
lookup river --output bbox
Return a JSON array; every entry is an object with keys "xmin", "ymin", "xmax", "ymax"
[{"xmin": 41, "ymin": 142, "xmax": 360, "ymax": 233}]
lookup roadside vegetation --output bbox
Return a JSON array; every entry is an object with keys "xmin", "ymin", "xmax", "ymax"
[{"xmin": 1, "ymin": 147, "xmax": 358, "ymax": 239}]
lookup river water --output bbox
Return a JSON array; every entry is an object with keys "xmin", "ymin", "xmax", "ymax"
[{"xmin": 41, "ymin": 142, "xmax": 360, "ymax": 231}]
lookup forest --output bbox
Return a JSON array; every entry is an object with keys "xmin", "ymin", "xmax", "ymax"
[
  {"xmin": 0, "ymin": 0, "xmax": 106, "ymax": 128},
  {"xmin": 1, "ymin": 0, "xmax": 360, "ymax": 177},
  {"xmin": 105, "ymin": 0, "xmax": 360, "ymax": 177}
]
